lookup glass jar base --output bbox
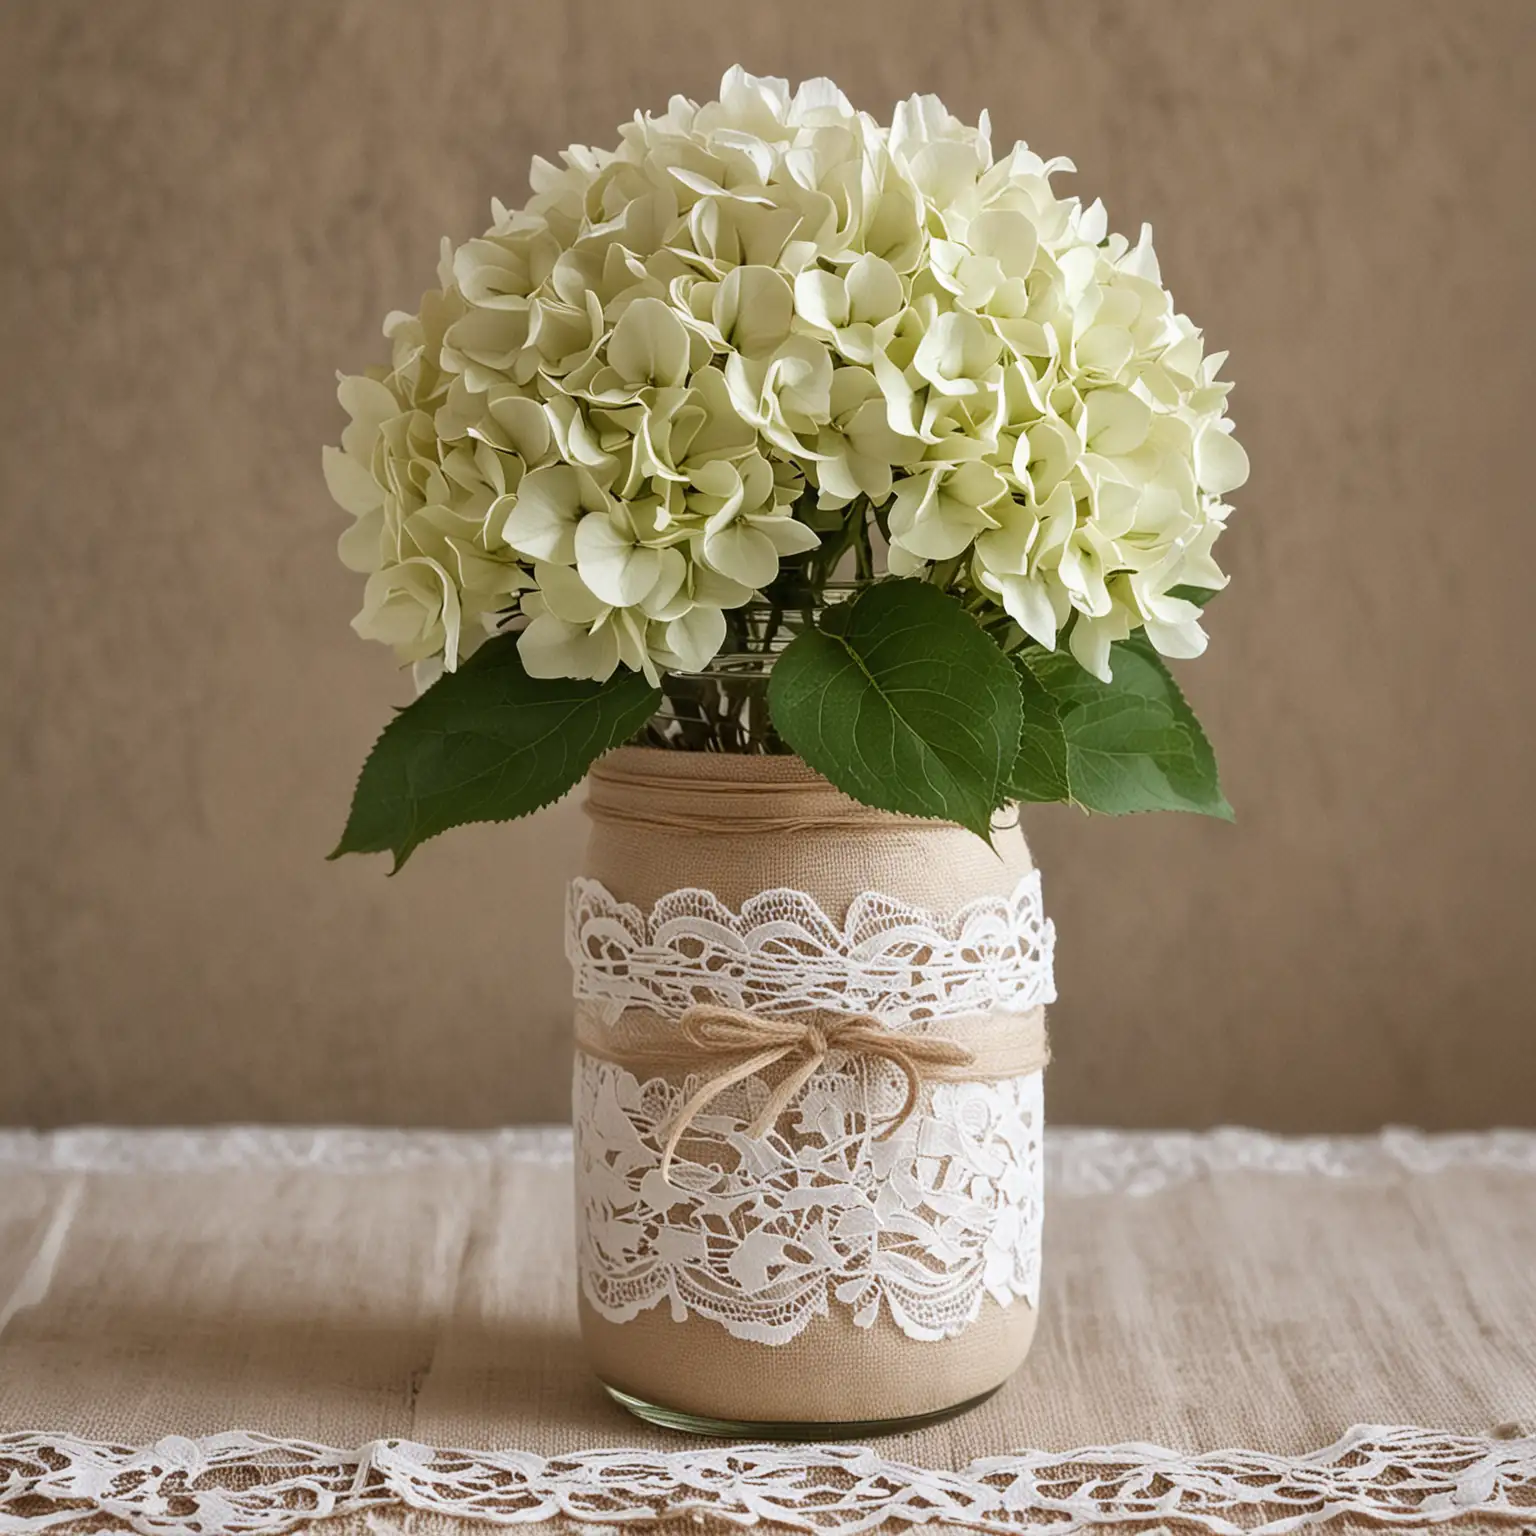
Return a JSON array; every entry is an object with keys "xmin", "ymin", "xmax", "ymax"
[{"xmin": 600, "ymin": 1380, "xmax": 1004, "ymax": 1441}]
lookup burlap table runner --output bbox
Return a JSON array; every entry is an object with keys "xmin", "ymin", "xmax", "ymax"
[{"xmin": 0, "ymin": 1127, "xmax": 1533, "ymax": 1534}]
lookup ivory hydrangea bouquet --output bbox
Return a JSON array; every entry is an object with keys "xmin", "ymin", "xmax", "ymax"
[
  {"xmin": 324, "ymin": 69, "xmax": 1246, "ymax": 1435},
  {"xmin": 327, "ymin": 68, "xmax": 1245, "ymax": 861}
]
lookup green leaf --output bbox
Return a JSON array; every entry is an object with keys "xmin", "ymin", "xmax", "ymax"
[
  {"xmin": 767, "ymin": 580, "xmax": 1022, "ymax": 839},
  {"xmin": 332, "ymin": 635, "xmax": 661, "ymax": 870},
  {"xmin": 1170, "ymin": 583, "xmax": 1222, "ymax": 608},
  {"xmin": 1005, "ymin": 659, "xmax": 1070, "ymax": 803},
  {"xmin": 1022, "ymin": 636, "xmax": 1231, "ymax": 819}
]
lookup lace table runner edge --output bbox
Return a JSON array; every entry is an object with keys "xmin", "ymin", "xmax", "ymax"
[
  {"xmin": 2, "ymin": 1125, "xmax": 1532, "ymax": 1191},
  {"xmin": 0, "ymin": 1424, "xmax": 1530, "ymax": 1536}
]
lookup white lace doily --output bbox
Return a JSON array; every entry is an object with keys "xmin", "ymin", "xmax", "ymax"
[
  {"xmin": 3, "ymin": 1124, "xmax": 1532, "ymax": 1184},
  {"xmin": 1, "ymin": 1424, "xmax": 1531, "ymax": 1535},
  {"xmin": 566, "ymin": 872, "xmax": 1056, "ymax": 1027},
  {"xmin": 576, "ymin": 1057, "xmax": 1044, "ymax": 1343}
]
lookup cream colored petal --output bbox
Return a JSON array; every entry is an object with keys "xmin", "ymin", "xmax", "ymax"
[
  {"xmin": 575, "ymin": 513, "xmax": 663, "ymax": 607},
  {"xmin": 678, "ymin": 366, "xmax": 758, "ymax": 465},
  {"xmin": 1067, "ymin": 614, "xmax": 1114, "ymax": 682},
  {"xmin": 907, "ymin": 139, "xmax": 982, "ymax": 208},
  {"xmin": 827, "ymin": 366, "xmax": 882, "ymax": 420},
  {"xmin": 501, "ymin": 465, "xmax": 581, "ymax": 563},
  {"xmin": 1090, "ymin": 477, "xmax": 1142, "ymax": 542},
  {"xmin": 484, "ymin": 392, "xmax": 553, "ymax": 464},
  {"xmin": 948, "ymin": 460, "xmax": 1009, "ymax": 511},
  {"xmin": 860, "ymin": 180, "xmax": 925, "ymax": 274},
  {"xmin": 691, "ymin": 566, "xmax": 755, "ymax": 609},
  {"xmin": 337, "ymin": 508, "xmax": 388, "ymax": 574},
  {"xmin": 1141, "ymin": 612, "xmax": 1208, "ymax": 661},
  {"xmin": 611, "ymin": 606, "xmax": 658, "ymax": 683},
  {"xmin": 1075, "ymin": 325, "xmax": 1135, "ymax": 377},
  {"xmin": 352, "ymin": 557, "xmax": 461, "ymax": 666},
  {"xmin": 967, "ymin": 208, "xmax": 1039, "ymax": 282},
  {"xmin": 543, "ymin": 396, "xmax": 620, "ymax": 482},
  {"xmin": 913, "ymin": 311, "xmax": 1000, "ymax": 396},
  {"xmin": 815, "ymin": 445, "xmax": 863, "ymax": 504},
  {"xmin": 322, "ymin": 447, "xmax": 384, "ymax": 516},
  {"xmin": 1017, "ymin": 417, "xmax": 1081, "ymax": 496},
  {"xmin": 768, "ymin": 336, "xmax": 835, "ymax": 426},
  {"xmin": 411, "ymin": 656, "xmax": 444, "ymax": 695},
  {"xmin": 888, "ymin": 468, "xmax": 992, "ymax": 560},
  {"xmin": 701, "ymin": 520, "xmax": 780, "ymax": 587},
  {"xmin": 530, "ymin": 560, "xmax": 610, "ymax": 625},
  {"xmin": 872, "ymin": 346, "xmax": 923, "ymax": 439},
  {"xmin": 1083, "ymin": 387, "xmax": 1153, "ymax": 455},
  {"xmin": 663, "ymin": 604, "xmax": 728, "ymax": 671},
  {"xmin": 693, "ymin": 459, "xmax": 748, "ymax": 526},
  {"xmin": 737, "ymin": 453, "xmax": 777, "ymax": 511},
  {"xmin": 793, "ymin": 269, "xmax": 850, "ymax": 333},
  {"xmin": 606, "ymin": 296, "xmax": 691, "ymax": 388},
  {"xmin": 337, "ymin": 375, "xmax": 399, "ymax": 436},
  {"xmin": 1030, "ymin": 482, "xmax": 1079, "ymax": 571},
  {"xmin": 889, "ymin": 468, "xmax": 941, "ymax": 537},
  {"xmin": 1058, "ymin": 534, "xmax": 1113, "ymax": 618},
  {"xmin": 637, "ymin": 547, "xmax": 688, "ymax": 618},
  {"xmin": 442, "ymin": 307, "xmax": 531, "ymax": 374},
  {"xmin": 1168, "ymin": 522, "xmax": 1229, "ymax": 592},
  {"xmin": 885, "ymin": 543, "xmax": 929, "ymax": 578},
  {"xmin": 974, "ymin": 501, "xmax": 1039, "ymax": 578},
  {"xmin": 753, "ymin": 512, "xmax": 821, "ymax": 557},
  {"xmin": 999, "ymin": 573, "xmax": 1061, "ymax": 650},
  {"xmin": 518, "ymin": 612, "xmax": 619, "ymax": 682},
  {"xmin": 843, "ymin": 253, "xmax": 905, "ymax": 323},
  {"xmin": 1194, "ymin": 421, "xmax": 1251, "ymax": 494},
  {"xmin": 714, "ymin": 265, "xmax": 794, "ymax": 356}
]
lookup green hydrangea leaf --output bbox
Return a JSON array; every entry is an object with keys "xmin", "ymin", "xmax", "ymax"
[
  {"xmin": 332, "ymin": 634, "xmax": 661, "ymax": 870},
  {"xmin": 1023, "ymin": 636, "xmax": 1232, "ymax": 819},
  {"xmin": 768, "ymin": 580, "xmax": 1022, "ymax": 839},
  {"xmin": 1006, "ymin": 659, "xmax": 1071, "ymax": 803},
  {"xmin": 1171, "ymin": 583, "xmax": 1223, "ymax": 608}
]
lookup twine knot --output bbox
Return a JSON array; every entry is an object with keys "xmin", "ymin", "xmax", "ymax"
[{"xmin": 659, "ymin": 1003, "xmax": 976, "ymax": 1181}]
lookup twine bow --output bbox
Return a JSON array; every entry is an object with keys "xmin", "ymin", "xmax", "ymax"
[{"xmin": 658, "ymin": 1004, "xmax": 976, "ymax": 1182}]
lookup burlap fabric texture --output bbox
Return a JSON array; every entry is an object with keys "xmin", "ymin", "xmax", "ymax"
[{"xmin": 574, "ymin": 747, "xmax": 1047, "ymax": 1426}]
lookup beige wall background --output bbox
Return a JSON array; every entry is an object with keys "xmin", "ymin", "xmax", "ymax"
[{"xmin": 2, "ymin": 0, "xmax": 1533, "ymax": 1131}]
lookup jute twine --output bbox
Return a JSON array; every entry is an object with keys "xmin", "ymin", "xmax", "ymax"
[
  {"xmin": 583, "ymin": 757, "xmax": 924, "ymax": 837},
  {"xmin": 575, "ymin": 1001, "xmax": 1050, "ymax": 1179}
]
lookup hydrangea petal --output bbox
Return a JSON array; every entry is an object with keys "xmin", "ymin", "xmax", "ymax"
[
  {"xmin": 1195, "ymin": 421, "xmax": 1251, "ymax": 494},
  {"xmin": 574, "ymin": 514, "xmax": 664, "ymax": 607}
]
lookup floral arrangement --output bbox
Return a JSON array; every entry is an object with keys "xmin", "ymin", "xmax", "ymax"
[{"xmin": 327, "ymin": 69, "xmax": 1247, "ymax": 866}]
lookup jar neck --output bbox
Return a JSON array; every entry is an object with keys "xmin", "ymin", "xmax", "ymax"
[
  {"xmin": 714, "ymin": 582, "xmax": 864, "ymax": 666},
  {"xmin": 642, "ymin": 583, "xmax": 869, "ymax": 754}
]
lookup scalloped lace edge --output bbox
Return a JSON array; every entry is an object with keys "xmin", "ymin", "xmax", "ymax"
[
  {"xmin": 2, "ymin": 1125, "xmax": 1531, "ymax": 1192},
  {"xmin": 566, "ymin": 871, "xmax": 1056, "ymax": 1026},
  {"xmin": 0, "ymin": 1425, "xmax": 1530, "ymax": 1535}
]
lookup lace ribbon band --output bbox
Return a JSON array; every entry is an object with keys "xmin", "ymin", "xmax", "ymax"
[
  {"xmin": 566, "ymin": 874, "xmax": 1056, "ymax": 1027},
  {"xmin": 575, "ymin": 1002, "xmax": 1050, "ymax": 1179}
]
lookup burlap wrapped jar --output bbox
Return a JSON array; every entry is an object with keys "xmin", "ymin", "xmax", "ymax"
[{"xmin": 568, "ymin": 747, "xmax": 1054, "ymax": 1434}]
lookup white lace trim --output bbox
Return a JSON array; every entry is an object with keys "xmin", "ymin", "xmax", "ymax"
[
  {"xmin": 3, "ymin": 1125, "xmax": 1533, "ymax": 1184},
  {"xmin": 576, "ymin": 1057, "xmax": 1043, "ymax": 1343},
  {"xmin": 1043, "ymin": 1125, "xmax": 1536, "ymax": 1196},
  {"xmin": 0, "ymin": 1125, "xmax": 577, "ymax": 1174},
  {"xmin": 1, "ymin": 1426, "xmax": 1530, "ymax": 1535},
  {"xmin": 566, "ymin": 873, "xmax": 1056, "ymax": 1027}
]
